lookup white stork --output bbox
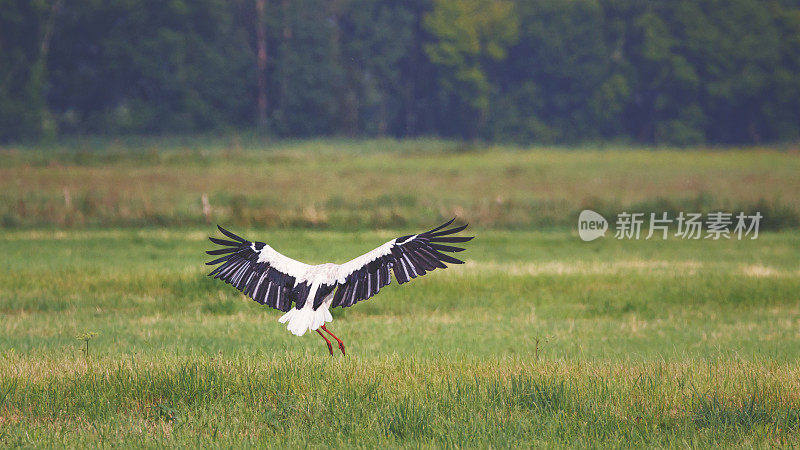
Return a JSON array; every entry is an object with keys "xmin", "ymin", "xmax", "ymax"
[{"xmin": 205, "ymin": 219, "xmax": 473, "ymax": 355}]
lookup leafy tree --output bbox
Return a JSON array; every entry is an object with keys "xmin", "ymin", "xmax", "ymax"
[
  {"xmin": 337, "ymin": 0, "xmax": 415, "ymax": 136},
  {"xmin": 675, "ymin": 0, "xmax": 781, "ymax": 144},
  {"xmin": 768, "ymin": 0, "xmax": 800, "ymax": 141},
  {"xmin": 601, "ymin": 0, "xmax": 705, "ymax": 144},
  {"xmin": 47, "ymin": 0, "xmax": 253, "ymax": 134},
  {"xmin": 267, "ymin": 0, "xmax": 342, "ymax": 136},
  {"xmin": 489, "ymin": 0, "xmax": 621, "ymax": 143},
  {"xmin": 423, "ymin": 0, "xmax": 518, "ymax": 137},
  {"xmin": 2, "ymin": 0, "xmax": 800, "ymax": 144},
  {"xmin": 0, "ymin": 0, "xmax": 54, "ymax": 141}
]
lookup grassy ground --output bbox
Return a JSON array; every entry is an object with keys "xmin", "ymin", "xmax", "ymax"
[
  {"xmin": 2, "ymin": 137, "xmax": 799, "ymax": 229},
  {"xmin": 1, "ymin": 140, "xmax": 799, "ymax": 446},
  {"xmin": 1, "ymin": 227, "xmax": 799, "ymax": 447}
]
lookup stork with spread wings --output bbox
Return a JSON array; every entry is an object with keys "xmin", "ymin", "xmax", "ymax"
[{"xmin": 206, "ymin": 219, "xmax": 473, "ymax": 355}]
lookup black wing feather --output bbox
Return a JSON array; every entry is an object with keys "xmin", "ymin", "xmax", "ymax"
[
  {"xmin": 425, "ymin": 217, "xmax": 456, "ymax": 234},
  {"xmin": 429, "ymin": 236, "xmax": 474, "ymax": 243},
  {"xmin": 429, "ymin": 223, "xmax": 468, "ymax": 236},
  {"xmin": 209, "ymin": 237, "xmax": 242, "ymax": 247},
  {"xmin": 217, "ymin": 225, "xmax": 247, "ymax": 243},
  {"xmin": 206, "ymin": 247, "xmax": 240, "ymax": 255},
  {"xmin": 332, "ymin": 219, "xmax": 473, "ymax": 308},
  {"xmin": 429, "ymin": 243, "xmax": 466, "ymax": 253},
  {"xmin": 206, "ymin": 225, "xmax": 297, "ymax": 312}
]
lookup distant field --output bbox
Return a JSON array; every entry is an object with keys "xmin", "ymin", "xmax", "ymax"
[
  {"xmin": 1, "ymin": 137, "xmax": 799, "ymax": 229},
  {"xmin": 1, "ymin": 140, "xmax": 799, "ymax": 446},
  {"xmin": 1, "ymin": 227, "xmax": 800, "ymax": 446}
]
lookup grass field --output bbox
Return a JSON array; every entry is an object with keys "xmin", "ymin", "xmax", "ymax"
[
  {"xmin": 2, "ymin": 136, "xmax": 800, "ymax": 229},
  {"xmin": 1, "ymin": 140, "xmax": 799, "ymax": 447}
]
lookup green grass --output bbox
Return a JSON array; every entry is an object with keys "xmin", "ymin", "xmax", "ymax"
[
  {"xmin": 2, "ymin": 140, "xmax": 799, "ymax": 446},
  {"xmin": 2, "ymin": 137, "xmax": 800, "ymax": 229},
  {"xmin": 1, "ymin": 227, "xmax": 800, "ymax": 447}
]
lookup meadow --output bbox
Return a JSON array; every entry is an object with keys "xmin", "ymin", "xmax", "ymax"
[
  {"xmin": 2, "ymin": 136, "xmax": 799, "ymax": 230},
  {"xmin": 1, "ymin": 139, "xmax": 799, "ymax": 447}
]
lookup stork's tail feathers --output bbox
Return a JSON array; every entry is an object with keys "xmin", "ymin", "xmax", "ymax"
[{"xmin": 279, "ymin": 306, "xmax": 333, "ymax": 336}]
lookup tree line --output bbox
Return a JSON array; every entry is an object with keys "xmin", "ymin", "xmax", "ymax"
[{"xmin": 2, "ymin": 0, "xmax": 799, "ymax": 145}]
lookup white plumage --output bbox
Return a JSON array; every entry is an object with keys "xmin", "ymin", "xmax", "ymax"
[{"xmin": 206, "ymin": 219, "xmax": 472, "ymax": 355}]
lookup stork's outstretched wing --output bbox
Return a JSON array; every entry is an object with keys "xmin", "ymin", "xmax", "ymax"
[
  {"xmin": 206, "ymin": 226, "xmax": 311, "ymax": 312},
  {"xmin": 326, "ymin": 218, "xmax": 473, "ymax": 309}
]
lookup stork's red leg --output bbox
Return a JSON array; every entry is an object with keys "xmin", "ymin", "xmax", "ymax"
[
  {"xmin": 321, "ymin": 325, "xmax": 345, "ymax": 355},
  {"xmin": 316, "ymin": 329, "xmax": 333, "ymax": 356}
]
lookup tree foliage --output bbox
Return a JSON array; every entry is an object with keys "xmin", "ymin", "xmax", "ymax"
[
  {"xmin": 0, "ymin": 0, "xmax": 53, "ymax": 141},
  {"xmin": 423, "ymin": 0, "xmax": 518, "ymax": 133},
  {"xmin": 1, "ymin": 0, "xmax": 799, "ymax": 144}
]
